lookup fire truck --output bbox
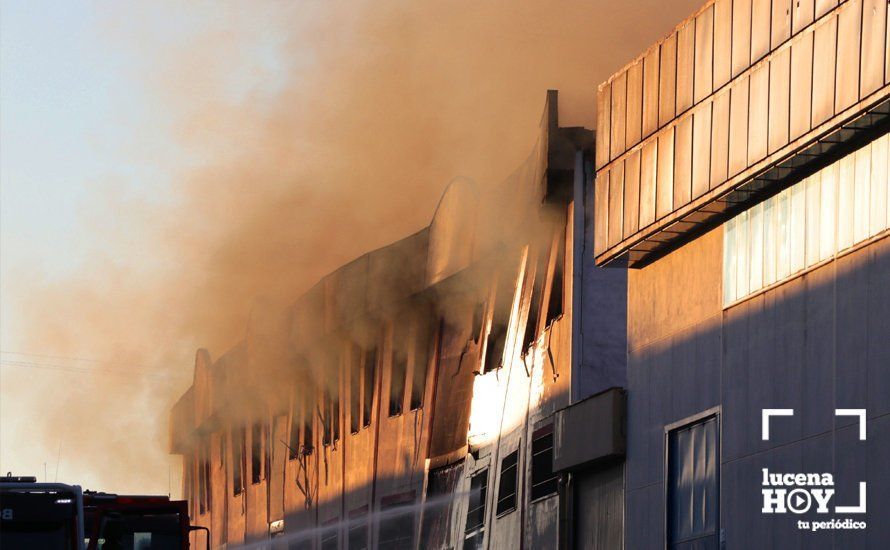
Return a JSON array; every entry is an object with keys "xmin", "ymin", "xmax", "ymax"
[
  {"xmin": 0, "ymin": 476, "xmax": 84, "ymax": 549},
  {"xmin": 1, "ymin": 475, "xmax": 208, "ymax": 549}
]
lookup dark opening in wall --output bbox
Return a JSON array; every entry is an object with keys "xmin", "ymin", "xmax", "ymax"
[
  {"xmin": 232, "ymin": 425, "xmax": 245, "ymax": 496},
  {"xmin": 411, "ymin": 318, "xmax": 438, "ymax": 410},
  {"xmin": 198, "ymin": 439, "xmax": 209, "ymax": 514},
  {"xmin": 302, "ymin": 393, "xmax": 314, "ymax": 454},
  {"xmin": 362, "ymin": 347, "xmax": 377, "ymax": 428},
  {"xmin": 531, "ymin": 427, "xmax": 558, "ymax": 500},
  {"xmin": 522, "ymin": 250, "xmax": 547, "ymax": 354},
  {"xmin": 251, "ymin": 422, "xmax": 262, "ymax": 484},
  {"xmin": 484, "ymin": 267, "xmax": 517, "ymax": 373},
  {"xmin": 390, "ymin": 323, "xmax": 408, "ymax": 416},
  {"xmin": 350, "ymin": 345, "xmax": 361, "ymax": 434},
  {"xmin": 332, "ymin": 386, "xmax": 341, "ymax": 442},
  {"xmin": 471, "ymin": 301, "xmax": 485, "ymax": 343},
  {"xmin": 545, "ymin": 225, "xmax": 566, "ymax": 326},
  {"xmin": 289, "ymin": 393, "xmax": 301, "ymax": 460},
  {"xmin": 322, "ymin": 389, "xmax": 332, "ymax": 446},
  {"xmin": 496, "ymin": 449, "xmax": 519, "ymax": 515},
  {"xmin": 263, "ymin": 421, "xmax": 270, "ymax": 481}
]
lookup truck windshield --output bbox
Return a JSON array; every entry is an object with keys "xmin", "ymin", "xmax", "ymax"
[
  {"xmin": 1, "ymin": 520, "xmax": 72, "ymax": 548},
  {"xmin": 96, "ymin": 512, "xmax": 181, "ymax": 550}
]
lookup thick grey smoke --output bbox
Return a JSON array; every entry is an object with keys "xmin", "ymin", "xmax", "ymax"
[{"xmin": 0, "ymin": 0, "xmax": 703, "ymax": 495}]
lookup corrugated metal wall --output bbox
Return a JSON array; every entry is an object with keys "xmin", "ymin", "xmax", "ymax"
[{"xmin": 594, "ymin": 0, "xmax": 890, "ymax": 265}]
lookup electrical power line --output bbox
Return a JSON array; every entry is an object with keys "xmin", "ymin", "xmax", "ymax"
[
  {"xmin": 0, "ymin": 357, "xmax": 178, "ymax": 379},
  {"xmin": 0, "ymin": 349, "xmax": 164, "ymax": 371}
]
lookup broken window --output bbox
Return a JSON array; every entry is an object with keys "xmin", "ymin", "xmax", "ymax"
[
  {"xmin": 389, "ymin": 323, "xmax": 408, "ymax": 416},
  {"xmin": 197, "ymin": 446, "xmax": 206, "ymax": 514},
  {"xmin": 332, "ymin": 386, "xmax": 341, "ymax": 442},
  {"xmin": 232, "ymin": 426, "xmax": 245, "ymax": 496},
  {"xmin": 198, "ymin": 436, "xmax": 211, "ymax": 514},
  {"xmin": 465, "ymin": 469, "xmax": 487, "ymax": 538},
  {"xmin": 303, "ymin": 393, "xmax": 314, "ymax": 453},
  {"xmin": 484, "ymin": 268, "xmax": 516, "ymax": 373},
  {"xmin": 530, "ymin": 428, "xmax": 558, "ymax": 501},
  {"xmin": 496, "ymin": 449, "xmax": 518, "ymax": 515},
  {"xmin": 322, "ymin": 389, "xmax": 332, "ymax": 446},
  {"xmin": 545, "ymin": 225, "xmax": 566, "ymax": 327},
  {"xmin": 289, "ymin": 393, "xmax": 301, "ymax": 460},
  {"xmin": 350, "ymin": 344, "xmax": 361, "ymax": 434},
  {"xmin": 471, "ymin": 301, "xmax": 485, "ymax": 343},
  {"xmin": 521, "ymin": 250, "xmax": 547, "ymax": 354},
  {"xmin": 251, "ymin": 421, "xmax": 262, "ymax": 484},
  {"xmin": 263, "ymin": 421, "xmax": 271, "ymax": 481},
  {"xmin": 362, "ymin": 347, "xmax": 377, "ymax": 428},
  {"xmin": 411, "ymin": 319, "xmax": 437, "ymax": 410}
]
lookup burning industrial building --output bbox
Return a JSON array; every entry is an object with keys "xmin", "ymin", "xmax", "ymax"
[
  {"xmin": 170, "ymin": 92, "xmax": 627, "ymax": 548},
  {"xmin": 168, "ymin": 0, "xmax": 890, "ymax": 548}
]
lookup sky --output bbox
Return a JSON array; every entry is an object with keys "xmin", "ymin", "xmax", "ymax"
[{"xmin": 0, "ymin": 0, "xmax": 703, "ymax": 496}]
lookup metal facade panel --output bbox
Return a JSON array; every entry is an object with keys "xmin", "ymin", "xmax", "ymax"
[
  {"xmin": 660, "ymin": 33, "xmax": 678, "ymax": 126},
  {"xmin": 643, "ymin": 47, "xmax": 660, "ymax": 138},
  {"xmin": 624, "ymin": 150, "xmax": 641, "ymax": 238},
  {"xmin": 768, "ymin": 47, "xmax": 791, "ymax": 154},
  {"xmin": 574, "ymin": 465, "xmax": 625, "ymax": 550},
  {"xmin": 553, "ymin": 388, "xmax": 626, "ymax": 472},
  {"xmin": 732, "ymin": 0, "xmax": 753, "ymax": 76},
  {"xmin": 752, "ymin": 0, "xmax": 772, "ymax": 62},
  {"xmin": 815, "ymin": 0, "xmax": 839, "ymax": 18},
  {"xmin": 812, "ymin": 15, "xmax": 838, "ymax": 125},
  {"xmin": 640, "ymin": 139, "xmax": 658, "ymax": 228},
  {"xmin": 729, "ymin": 77, "xmax": 750, "ymax": 176},
  {"xmin": 608, "ymin": 160, "xmax": 625, "ymax": 248},
  {"xmin": 886, "ymin": 4, "xmax": 890, "ymax": 84},
  {"xmin": 748, "ymin": 63, "xmax": 770, "ymax": 164},
  {"xmin": 861, "ymin": 0, "xmax": 887, "ymax": 97},
  {"xmin": 695, "ymin": 6, "xmax": 715, "ymax": 104},
  {"xmin": 793, "ymin": 0, "xmax": 816, "ymax": 34},
  {"xmin": 835, "ymin": 251, "xmax": 870, "ymax": 410},
  {"xmin": 626, "ymin": 61, "xmax": 644, "ymax": 149},
  {"xmin": 868, "ymin": 238, "xmax": 890, "ymax": 415},
  {"xmin": 836, "ymin": 0, "xmax": 862, "ymax": 112},
  {"xmin": 677, "ymin": 21, "xmax": 695, "ymax": 114},
  {"xmin": 692, "ymin": 103, "xmax": 713, "ymax": 199},
  {"xmin": 594, "ymin": 171, "xmax": 610, "ymax": 257},
  {"xmin": 656, "ymin": 127, "xmax": 675, "ymax": 219},
  {"xmin": 674, "ymin": 115, "xmax": 693, "ymax": 208},
  {"xmin": 596, "ymin": 83, "xmax": 611, "ymax": 169},
  {"xmin": 714, "ymin": 0, "xmax": 733, "ymax": 88},
  {"xmin": 790, "ymin": 30, "xmax": 815, "ymax": 140},
  {"xmin": 772, "ymin": 0, "xmax": 793, "ymax": 48},
  {"xmin": 610, "ymin": 71, "xmax": 627, "ymax": 161},
  {"xmin": 710, "ymin": 89, "xmax": 730, "ymax": 187}
]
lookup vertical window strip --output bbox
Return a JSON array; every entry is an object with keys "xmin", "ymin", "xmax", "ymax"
[{"xmin": 723, "ymin": 133, "xmax": 890, "ymax": 305}]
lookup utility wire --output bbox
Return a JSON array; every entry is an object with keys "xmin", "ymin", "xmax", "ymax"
[
  {"xmin": 0, "ymin": 358, "xmax": 176, "ymax": 379},
  {"xmin": 0, "ymin": 349, "xmax": 163, "ymax": 371}
]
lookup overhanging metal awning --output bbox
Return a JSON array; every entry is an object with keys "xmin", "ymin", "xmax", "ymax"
[{"xmin": 599, "ymin": 94, "xmax": 890, "ymax": 268}]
